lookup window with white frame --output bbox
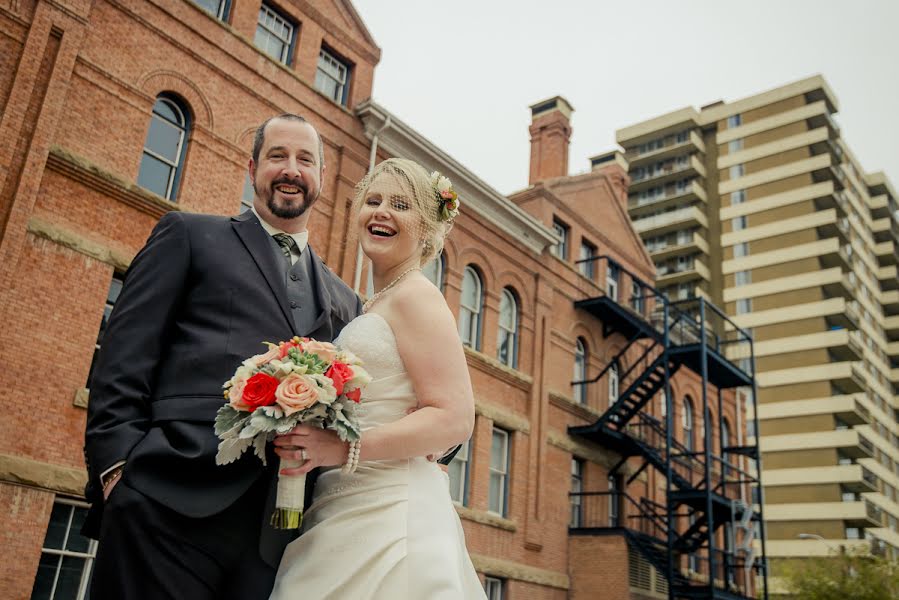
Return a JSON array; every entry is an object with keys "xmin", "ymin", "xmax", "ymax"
[
  {"xmin": 573, "ymin": 338, "xmax": 587, "ymax": 405},
  {"xmin": 730, "ymin": 164, "xmax": 745, "ymax": 179},
  {"xmin": 315, "ymin": 48, "xmax": 350, "ymax": 106},
  {"xmin": 194, "ymin": 0, "xmax": 229, "ymax": 20},
  {"xmin": 488, "ymin": 428, "xmax": 510, "ymax": 516},
  {"xmin": 484, "ymin": 577, "xmax": 504, "ymax": 600},
  {"xmin": 734, "ymin": 270, "xmax": 751, "ymax": 286},
  {"xmin": 87, "ymin": 274, "xmax": 125, "ymax": 386},
  {"xmin": 608, "ymin": 474, "xmax": 620, "ymax": 527},
  {"xmin": 729, "ymin": 138, "xmax": 744, "ymax": 153},
  {"xmin": 731, "ymin": 189, "xmax": 746, "ymax": 204},
  {"xmin": 578, "ymin": 241, "xmax": 596, "ymax": 278},
  {"xmin": 458, "ymin": 266, "xmax": 483, "ymax": 350},
  {"xmin": 552, "ymin": 219, "xmax": 569, "ymax": 259},
  {"xmin": 240, "ymin": 172, "xmax": 254, "ymax": 213},
  {"xmin": 736, "ymin": 298, "xmax": 752, "ymax": 315},
  {"xmin": 683, "ymin": 397, "xmax": 695, "ymax": 452},
  {"xmin": 734, "ymin": 242, "xmax": 749, "ymax": 258},
  {"xmin": 255, "ymin": 4, "xmax": 295, "ymax": 64},
  {"xmin": 422, "ymin": 252, "xmax": 445, "ymax": 292},
  {"xmin": 732, "ymin": 215, "xmax": 747, "ymax": 231},
  {"xmin": 496, "ymin": 288, "xmax": 519, "ymax": 368},
  {"xmin": 30, "ymin": 499, "xmax": 97, "ymax": 600},
  {"xmin": 608, "ymin": 362, "xmax": 619, "ymax": 405},
  {"xmin": 447, "ymin": 438, "xmax": 471, "ymax": 505},
  {"xmin": 727, "ymin": 114, "xmax": 742, "ymax": 128},
  {"xmin": 137, "ymin": 95, "xmax": 190, "ymax": 201},
  {"xmin": 570, "ymin": 458, "xmax": 584, "ymax": 527},
  {"xmin": 607, "ymin": 263, "xmax": 620, "ymax": 301}
]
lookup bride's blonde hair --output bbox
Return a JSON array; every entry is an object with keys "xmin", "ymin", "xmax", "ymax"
[{"xmin": 352, "ymin": 158, "xmax": 454, "ymax": 266}]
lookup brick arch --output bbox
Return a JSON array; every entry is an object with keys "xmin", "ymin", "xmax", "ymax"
[
  {"xmin": 568, "ymin": 322, "xmax": 599, "ymax": 357},
  {"xmin": 138, "ymin": 70, "xmax": 213, "ymax": 130},
  {"xmin": 236, "ymin": 125, "xmax": 257, "ymax": 151},
  {"xmin": 494, "ymin": 269, "xmax": 532, "ymax": 316},
  {"xmin": 456, "ymin": 247, "xmax": 497, "ymax": 293},
  {"xmin": 440, "ymin": 237, "xmax": 459, "ymax": 274}
]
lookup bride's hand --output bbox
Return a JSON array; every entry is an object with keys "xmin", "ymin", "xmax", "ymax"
[{"xmin": 274, "ymin": 424, "xmax": 349, "ymax": 475}]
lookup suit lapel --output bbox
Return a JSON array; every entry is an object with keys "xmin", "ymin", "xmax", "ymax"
[
  {"xmin": 231, "ymin": 211, "xmax": 299, "ymax": 336},
  {"xmin": 305, "ymin": 246, "xmax": 333, "ymax": 339}
]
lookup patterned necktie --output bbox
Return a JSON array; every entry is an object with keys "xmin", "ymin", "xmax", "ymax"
[{"xmin": 272, "ymin": 233, "xmax": 298, "ymax": 265}]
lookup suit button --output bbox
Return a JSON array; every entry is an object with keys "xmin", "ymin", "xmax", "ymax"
[
  {"xmin": 290, "ymin": 301, "xmax": 298, "ymax": 309},
  {"xmin": 290, "ymin": 274, "xmax": 299, "ymax": 281}
]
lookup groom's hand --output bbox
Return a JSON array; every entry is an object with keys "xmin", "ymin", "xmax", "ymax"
[{"xmin": 274, "ymin": 424, "xmax": 348, "ymax": 476}]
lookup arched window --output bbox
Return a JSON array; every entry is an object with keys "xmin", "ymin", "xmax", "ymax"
[
  {"xmin": 423, "ymin": 252, "xmax": 445, "ymax": 292},
  {"xmin": 458, "ymin": 266, "xmax": 483, "ymax": 350},
  {"xmin": 496, "ymin": 288, "xmax": 519, "ymax": 368},
  {"xmin": 137, "ymin": 95, "xmax": 190, "ymax": 201},
  {"xmin": 573, "ymin": 338, "xmax": 587, "ymax": 405},
  {"xmin": 683, "ymin": 396, "xmax": 695, "ymax": 452}
]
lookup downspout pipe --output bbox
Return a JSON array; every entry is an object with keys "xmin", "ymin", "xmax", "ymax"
[{"xmin": 353, "ymin": 114, "xmax": 392, "ymax": 293}]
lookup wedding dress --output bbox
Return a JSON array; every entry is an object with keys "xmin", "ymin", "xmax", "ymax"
[{"xmin": 270, "ymin": 313, "xmax": 487, "ymax": 599}]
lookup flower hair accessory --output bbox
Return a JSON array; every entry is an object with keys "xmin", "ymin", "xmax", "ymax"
[{"xmin": 430, "ymin": 171, "xmax": 460, "ymax": 221}]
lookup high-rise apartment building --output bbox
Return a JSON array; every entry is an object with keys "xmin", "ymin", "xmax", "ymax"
[{"xmin": 616, "ymin": 75, "xmax": 899, "ymax": 593}]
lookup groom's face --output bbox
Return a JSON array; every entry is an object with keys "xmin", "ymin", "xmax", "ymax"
[{"xmin": 249, "ymin": 119, "xmax": 324, "ymax": 223}]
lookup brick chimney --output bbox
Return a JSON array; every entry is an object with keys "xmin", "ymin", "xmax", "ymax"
[{"xmin": 528, "ymin": 96, "xmax": 574, "ymax": 185}]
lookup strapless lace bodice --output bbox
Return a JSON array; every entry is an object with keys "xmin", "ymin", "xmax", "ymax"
[{"xmin": 334, "ymin": 313, "xmax": 413, "ymax": 431}]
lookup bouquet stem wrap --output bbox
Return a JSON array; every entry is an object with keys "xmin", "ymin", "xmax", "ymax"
[{"xmin": 271, "ymin": 457, "xmax": 305, "ymax": 529}]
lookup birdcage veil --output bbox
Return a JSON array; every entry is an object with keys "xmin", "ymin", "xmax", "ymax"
[{"xmin": 352, "ymin": 158, "xmax": 458, "ymax": 267}]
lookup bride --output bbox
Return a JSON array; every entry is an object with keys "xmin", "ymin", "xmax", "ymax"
[{"xmin": 268, "ymin": 158, "xmax": 487, "ymax": 599}]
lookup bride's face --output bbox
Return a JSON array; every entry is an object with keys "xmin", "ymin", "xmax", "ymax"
[{"xmin": 357, "ymin": 172, "xmax": 424, "ymax": 267}]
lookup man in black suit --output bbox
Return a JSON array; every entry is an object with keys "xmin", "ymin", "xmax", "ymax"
[{"xmin": 83, "ymin": 114, "xmax": 361, "ymax": 599}]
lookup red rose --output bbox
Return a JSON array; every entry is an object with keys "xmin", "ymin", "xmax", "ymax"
[
  {"xmin": 242, "ymin": 372, "xmax": 280, "ymax": 411},
  {"xmin": 345, "ymin": 388, "xmax": 361, "ymax": 403},
  {"xmin": 325, "ymin": 362, "xmax": 354, "ymax": 396}
]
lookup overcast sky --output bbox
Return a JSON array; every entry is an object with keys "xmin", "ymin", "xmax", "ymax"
[{"xmin": 353, "ymin": 0, "xmax": 899, "ymax": 196}]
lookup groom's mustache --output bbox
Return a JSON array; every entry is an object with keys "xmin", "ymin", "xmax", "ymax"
[{"xmin": 272, "ymin": 177, "xmax": 309, "ymax": 197}]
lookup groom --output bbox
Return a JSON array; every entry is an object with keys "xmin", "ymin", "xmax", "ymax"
[{"xmin": 83, "ymin": 114, "xmax": 362, "ymax": 599}]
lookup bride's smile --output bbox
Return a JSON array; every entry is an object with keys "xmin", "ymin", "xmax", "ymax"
[{"xmin": 357, "ymin": 173, "xmax": 424, "ymax": 278}]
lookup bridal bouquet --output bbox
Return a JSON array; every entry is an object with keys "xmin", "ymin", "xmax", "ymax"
[{"xmin": 215, "ymin": 336, "xmax": 369, "ymax": 529}]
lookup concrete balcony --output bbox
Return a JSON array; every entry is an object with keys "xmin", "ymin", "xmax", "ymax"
[
  {"xmin": 647, "ymin": 232, "xmax": 710, "ymax": 262},
  {"xmin": 760, "ymin": 428, "xmax": 876, "ymax": 459},
  {"xmin": 630, "ymin": 155, "xmax": 707, "ymax": 193},
  {"xmin": 872, "ymin": 217, "xmax": 899, "ymax": 246},
  {"xmin": 763, "ymin": 464, "xmax": 878, "ymax": 494},
  {"xmin": 869, "ymin": 194, "xmax": 892, "ymax": 220},
  {"xmin": 887, "ymin": 341, "xmax": 899, "ymax": 359},
  {"xmin": 656, "ymin": 259, "xmax": 711, "ymax": 287},
  {"xmin": 628, "ymin": 179, "xmax": 708, "ymax": 217},
  {"xmin": 626, "ymin": 130, "xmax": 706, "ymax": 167},
  {"xmin": 765, "ymin": 500, "xmax": 883, "ymax": 529},
  {"xmin": 756, "ymin": 394, "xmax": 871, "ymax": 426},
  {"xmin": 884, "ymin": 315, "xmax": 899, "ymax": 341},
  {"xmin": 882, "ymin": 290, "xmax": 899, "ymax": 316},
  {"xmin": 878, "ymin": 265, "xmax": 899, "ymax": 290},
  {"xmin": 631, "ymin": 205, "xmax": 709, "ymax": 237},
  {"xmin": 757, "ymin": 361, "xmax": 868, "ymax": 394},
  {"xmin": 874, "ymin": 241, "xmax": 899, "ymax": 267}
]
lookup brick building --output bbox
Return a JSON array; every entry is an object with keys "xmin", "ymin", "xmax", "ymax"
[{"xmin": 0, "ymin": 1, "xmax": 761, "ymax": 599}]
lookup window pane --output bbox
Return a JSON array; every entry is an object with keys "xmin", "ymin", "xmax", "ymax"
[
  {"xmin": 195, "ymin": 0, "xmax": 225, "ymax": 18},
  {"xmin": 145, "ymin": 116, "xmax": 183, "ymax": 162},
  {"xmin": 56, "ymin": 555, "xmax": 88, "ymax": 599},
  {"xmin": 461, "ymin": 270, "xmax": 478, "ymax": 306},
  {"xmin": 137, "ymin": 154, "xmax": 173, "ymax": 198},
  {"xmin": 458, "ymin": 309, "xmax": 472, "ymax": 346},
  {"xmin": 31, "ymin": 552, "xmax": 60, "ymax": 600},
  {"xmin": 152, "ymin": 98, "xmax": 181, "ymax": 125},
  {"xmin": 423, "ymin": 254, "xmax": 443, "ymax": 290},
  {"xmin": 491, "ymin": 432, "xmax": 506, "ymax": 469},
  {"xmin": 488, "ymin": 473, "xmax": 503, "ymax": 513}
]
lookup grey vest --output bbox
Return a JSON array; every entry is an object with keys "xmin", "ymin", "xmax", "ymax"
[{"xmin": 269, "ymin": 237, "xmax": 322, "ymax": 335}]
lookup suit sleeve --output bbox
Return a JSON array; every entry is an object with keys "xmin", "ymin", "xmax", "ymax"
[{"xmin": 84, "ymin": 211, "xmax": 191, "ymax": 492}]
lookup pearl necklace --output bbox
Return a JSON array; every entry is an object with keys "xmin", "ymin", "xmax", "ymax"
[{"xmin": 362, "ymin": 267, "xmax": 421, "ymax": 313}]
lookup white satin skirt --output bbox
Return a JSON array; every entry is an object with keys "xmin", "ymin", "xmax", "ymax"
[{"xmin": 269, "ymin": 456, "xmax": 486, "ymax": 599}]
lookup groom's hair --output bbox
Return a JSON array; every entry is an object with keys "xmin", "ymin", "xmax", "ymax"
[{"xmin": 252, "ymin": 113, "xmax": 325, "ymax": 169}]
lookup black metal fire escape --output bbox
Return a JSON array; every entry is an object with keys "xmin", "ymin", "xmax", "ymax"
[{"xmin": 568, "ymin": 256, "xmax": 770, "ymax": 600}]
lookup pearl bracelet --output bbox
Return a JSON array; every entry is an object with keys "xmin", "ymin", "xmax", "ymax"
[{"xmin": 342, "ymin": 439, "xmax": 361, "ymax": 474}]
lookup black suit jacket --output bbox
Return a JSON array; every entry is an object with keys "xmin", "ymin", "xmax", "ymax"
[{"xmin": 83, "ymin": 210, "xmax": 362, "ymax": 541}]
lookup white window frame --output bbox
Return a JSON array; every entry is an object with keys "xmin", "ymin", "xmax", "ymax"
[
  {"xmin": 255, "ymin": 4, "xmax": 294, "ymax": 64},
  {"xmin": 608, "ymin": 474, "xmax": 620, "ymax": 527},
  {"xmin": 138, "ymin": 97, "xmax": 187, "ymax": 201},
  {"xmin": 727, "ymin": 114, "xmax": 742, "ymax": 128},
  {"xmin": 195, "ymin": 0, "xmax": 228, "ymax": 19},
  {"xmin": 573, "ymin": 338, "xmax": 587, "ymax": 405},
  {"xmin": 489, "ymin": 428, "xmax": 510, "ymax": 517},
  {"xmin": 315, "ymin": 47, "xmax": 350, "ymax": 105},
  {"xmin": 730, "ymin": 164, "xmax": 745, "ymax": 179},
  {"xmin": 734, "ymin": 270, "xmax": 751, "ymax": 286},
  {"xmin": 552, "ymin": 219, "xmax": 569, "ymax": 259},
  {"xmin": 578, "ymin": 241, "xmax": 596, "ymax": 278},
  {"xmin": 731, "ymin": 189, "xmax": 746, "ymax": 204},
  {"xmin": 459, "ymin": 266, "xmax": 483, "ymax": 350},
  {"xmin": 484, "ymin": 577, "xmax": 504, "ymax": 600},
  {"xmin": 423, "ymin": 252, "xmax": 444, "ymax": 292},
  {"xmin": 570, "ymin": 458, "xmax": 584, "ymax": 527},
  {"xmin": 496, "ymin": 288, "xmax": 518, "ymax": 368},
  {"xmin": 608, "ymin": 362, "xmax": 619, "ymax": 405},
  {"xmin": 448, "ymin": 439, "xmax": 471, "ymax": 505},
  {"xmin": 736, "ymin": 298, "xmax": 752, "ymax": 315},
  {"xmin": 607, "ymin": 264, "xmax": 620, "ymax": 301},
  {"xmin": 734, "ymin": 242, "xmax": 749, "ymax": 258},
  {"xmin": 34, "ymin": 499, "xmax": 98, "ymax": 600}
]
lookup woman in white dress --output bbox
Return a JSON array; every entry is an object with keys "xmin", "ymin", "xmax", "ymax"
[{"xmin": 269, "ymin": 158, "xmax": 487, "ymax": 599}]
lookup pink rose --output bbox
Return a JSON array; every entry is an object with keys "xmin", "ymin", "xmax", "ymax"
[
  {"xmin": 303, "ymin": 340, "xmax": 337, "ymax": 364},
  {"xmin": 250, "ymin": 345, "xmax": 281, "ymax": 367},
  {"xmin": 275, "ymin": 374, "xmax": 320, "ymax": 416},
  {"xmin": 228, "ymin": 377, "xmax": 251, "ymax": 411}
]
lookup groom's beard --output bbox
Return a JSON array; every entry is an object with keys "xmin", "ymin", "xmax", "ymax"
[{"xmin": 257, "ymin": 177, "xmax": 320, "ymax": 219}]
